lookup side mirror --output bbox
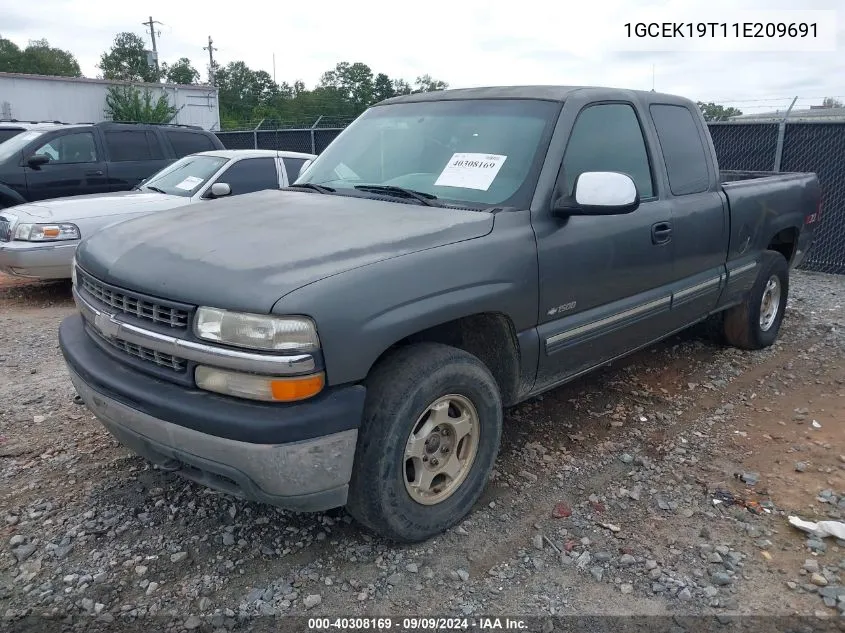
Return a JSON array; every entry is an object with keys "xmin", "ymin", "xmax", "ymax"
[
  {"xmin": 209, "ymin": 182, "xmax": 232, "ymax": 198},
  {"xmin": 27, "ymin": 154, "xmax": 50, "ymax": 168},
  {"xmin": 553, "ymin": 171, "xmax": 640, "ymax": 217}
]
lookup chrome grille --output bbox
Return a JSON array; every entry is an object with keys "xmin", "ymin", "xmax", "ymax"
[
  {"xmin": 89, "ymin": 326, "xmax": 187, "ymax": 372},
  {"xmin": 0, "ymin": 217, "xmax": 10, "ymax": 242},
  {"xmin": 78, "ymin": 268, "xmax": 190, "ymax": 329},
  {"xmin": 109, "ymin": 337, "xmax": 187, "ymax": 372}
]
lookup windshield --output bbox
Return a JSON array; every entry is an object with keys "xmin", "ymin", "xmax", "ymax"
[
  {"xmin": 296, "ymin": 99, "xmax": 560, "ymax": 208},
  {"xmin": 140, "ymin": 154, "xmax": 229, "ymax": 197},
  {"xmin": 0, "ymin": 130, "xmax": 44, "ymax": 162}
]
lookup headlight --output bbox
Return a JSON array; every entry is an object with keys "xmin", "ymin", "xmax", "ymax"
[
  {"xmin": 14, "ymin": 222, "xmax": 80, "ymax": 241},
  {"xmin": 194, "ymin": 307, "xmax": 319, "ymax": 352}
]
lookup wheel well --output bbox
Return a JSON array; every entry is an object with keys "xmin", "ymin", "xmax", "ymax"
[
  {"xmin": 767, "ymin": 227, "xmax": 798, "ymax": 263},
  {"xmin": 380, "ymin": 313, "xmax": 522, "ymax": 406}
]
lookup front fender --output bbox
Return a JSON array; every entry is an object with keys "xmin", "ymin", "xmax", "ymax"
[{"xmin": 272, "ymin": 211, "xmax": 539, "ymax": 386}]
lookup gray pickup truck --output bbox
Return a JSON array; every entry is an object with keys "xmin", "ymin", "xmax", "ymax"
[{"xmin": 59, "ymin": 86, "xmax": 821, "ymax": 542}]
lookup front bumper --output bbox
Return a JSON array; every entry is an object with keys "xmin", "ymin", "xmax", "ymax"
[
  {"xmin": 0, "ymin": 240, "xmax": 78, "ymax": 279},
  {"xmin": 59, "ymin": 314, "xmax": 366, "ymax": 511}
]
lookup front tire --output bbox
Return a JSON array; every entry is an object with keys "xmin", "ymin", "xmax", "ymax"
[
  {"xmin": 347, "ymin": 343, "xmax": 503, "ymax": 542},
  {"xmin": 723, "ymin": 250, "xmax": 789, "ymax": 350}
]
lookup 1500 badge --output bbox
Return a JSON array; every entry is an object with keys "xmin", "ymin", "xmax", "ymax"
[{"xmin": 547, "ymin": 301, "xmax": 577, "ymax": 317}]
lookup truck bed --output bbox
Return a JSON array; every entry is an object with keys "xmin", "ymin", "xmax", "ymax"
[
  {"xmin": 720, "ymin": 169, "xmax": 803, "ymax": 183},
  {"xmin": 719, "ymin": 170, "xmax": 820, "ymax": 268}
]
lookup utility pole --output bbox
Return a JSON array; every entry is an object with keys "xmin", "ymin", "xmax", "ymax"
[
  {"xmin": 204, "ymin": 36, "xmax": 217, "ymax": 86},
  {"xmin": 142, "ymin": 16, "xmax": 163, "ymax": 74}
]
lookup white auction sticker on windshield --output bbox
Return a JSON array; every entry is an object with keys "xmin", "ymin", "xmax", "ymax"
[
  {"xmin": 174, "ymin": 176, "xmax": 204, "ymax": 191},
  {"xmin": 434, "ymin": 153, "xmax": 507, "ymax": 191}
]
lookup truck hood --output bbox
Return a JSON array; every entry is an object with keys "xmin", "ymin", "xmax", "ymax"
[
  {"xmin": 7, "ymin": 191, "xmax": 188, "ymax": 222},
  {"xmin": 75, "ymin": 189, "xmax": 495, "ymax": 312}
]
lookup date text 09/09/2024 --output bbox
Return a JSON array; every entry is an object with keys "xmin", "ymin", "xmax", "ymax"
[
  {"xmin": 625, "ymin": 22, "xmax": 818, "ymax": 38},
  {"xmin": 307, "ymin": 617, "xmax": 528, "ymax": 630}
]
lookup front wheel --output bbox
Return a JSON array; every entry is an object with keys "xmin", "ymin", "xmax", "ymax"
[
  {"xmin": 723, "ymin": 250, "xmax": 789, "ymax": 350},
  {"xmin": 347, "ymin": 343, "xmax": 503, "ymax": 542}
]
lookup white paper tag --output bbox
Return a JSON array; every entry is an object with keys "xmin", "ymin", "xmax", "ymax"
[
  {"xmin": 434, "ymin": 153, "xmax": 507, "ymax": 191},
  {"xmin": 174, "ymin": 176, "xmax": 204, "ymax": 191}
]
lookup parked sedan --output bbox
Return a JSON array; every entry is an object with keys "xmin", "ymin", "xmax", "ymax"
[{"xmin": 0, "ymin": 149, "xmax": 316, "ymax": 280}]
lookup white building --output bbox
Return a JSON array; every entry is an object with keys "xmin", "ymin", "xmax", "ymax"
[{"xmin": 0, "ymin": 72, "xmax": 221, "ymax": 130}]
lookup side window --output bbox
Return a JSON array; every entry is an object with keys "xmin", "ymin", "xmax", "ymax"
[
  {"xmin": 146, "ymin": 131, "xmax": 165, "ymax": 159},
  {"xmin": 33, "ymin": 132, "xmax": 98, "ymax": 164},
  {"xmin": 561, "ymin": 103, "xmax": 654, "ymax": 199},
  {"xmin": 649, "ymin": 105, "xmax": 710, "ymax": 195},
  {"xmin": 104, "ymin": 130, "xmax": 162, "ymax": 162},
  {"xmin": 282, "ymin": 157, "xmax": 307, "ymax": 183},
  {"xmin": 166, "ymin": 131, "xmax": 216, "ymax": 157},
  {"xmin": 0, "ymin": 129, "xmax": 23, "ymax": 144},
  {"xmin": 216, "ymin": 158, "xmax": 279, "ymax": 195}
]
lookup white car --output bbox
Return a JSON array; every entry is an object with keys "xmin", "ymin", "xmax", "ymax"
[{"xmin": 0, "ymin": 149, "xmax": 316, "ymax": 280}]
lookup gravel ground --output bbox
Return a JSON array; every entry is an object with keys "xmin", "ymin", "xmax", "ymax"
[{"xmin": 1, "ymin": 270, "xmax": 844, "ymax": 632}]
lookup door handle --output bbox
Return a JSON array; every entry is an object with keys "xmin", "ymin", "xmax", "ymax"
[
  {"xmin": 651, "ymin": 221, "xmax": 672, "ymax": 245},
  {"xmin": 85, "ymin": 170, "xmax": 104, "ymax": 176}
]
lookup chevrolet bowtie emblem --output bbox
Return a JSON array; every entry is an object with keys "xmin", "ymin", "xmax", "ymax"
[{"xmin": 94, "ymin": 312, "xmax": 121, "ymax": 339}]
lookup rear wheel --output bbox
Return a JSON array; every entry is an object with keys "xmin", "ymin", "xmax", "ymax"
[
  {"xmin": 347, "ymin": 343, "xmax": 503, "ymax": 542},
  {"xmin": 723, "ymin": 250, "xmax": 789, "ymax": 350}
]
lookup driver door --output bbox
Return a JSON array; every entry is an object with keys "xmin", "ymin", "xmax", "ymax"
[
  {"xmin": 25, "ymin": 130, "xmax": 110, "ymax": 201},
  {"xmin": 532, "ymin": 100, "xmax": 675, "ymax": 390}
]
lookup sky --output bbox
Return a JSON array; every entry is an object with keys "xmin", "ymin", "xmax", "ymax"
[{"xmin": 1, "ymin": 0, "xmax": 844, "ymax": 115}]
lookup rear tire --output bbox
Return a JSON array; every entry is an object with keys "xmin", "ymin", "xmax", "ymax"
[
  {"xmin": 347, "ymin": 343, "xmax": 503, "ymax": 542},
  {"xmin": 723, "ymin": 250, "xmax": 789, "ymax": 350}
]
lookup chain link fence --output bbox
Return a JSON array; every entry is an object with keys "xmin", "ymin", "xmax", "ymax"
[
  {"xmin": 215, "ymin": 117, "xmax": 351, "ymax": 155},
  {"xmin": 214, "ymin": 116, "xmax": 844, "ymax": 276},
  {"xmin": 709, "ymin": 120, "xmax": 845, "ymax": 274}
]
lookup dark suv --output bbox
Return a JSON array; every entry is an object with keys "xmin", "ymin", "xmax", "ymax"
[{"xmin": 0, "ymin": 121, "xmax": 224, "ymax": 208}]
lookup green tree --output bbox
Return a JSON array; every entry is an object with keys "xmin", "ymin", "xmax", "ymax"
[
  {"xmin": 19, "ymin": 39, "xmax": 81, "ymax": 77},
  {"xmin": 0, "ymin": 36, "xmax": 81, "ymax": 77},
  {"xmin": 372, "ymin": 73, "xmax": 395, "ymax": 103},
  {"xmin": 414, "ymin": 74, "xmax": 448, "ymax": 93},
  {"xmin": 392, "ymin": 79, "xmax": 412, "ymax": 96},
  {"xmin": 319, "ymin": 62, "xmax": 374, "ymax": 111},
  {"xmin": 99, "ymin": 32, "xmax": 160, "ymax": 83},
  {"xmin": 104, "ymin": 85, "xmax": 177, "ymax": 123},
  {"xmin": 163, "ymin": 57, "xmax": 199, "ymax": 84},
  {"xmin": 697, "ymin": 101, "xmax": 742, "ymax": 121},
  {"xmin": 822, "ymin": 97, "xmax": 844, "ymax": 108},
  {"xmin": 0, "ymin": 37, "xmax": 22, "ymax": 73},
  {"xmin": 214, "ymin": 59, "xmax": 451, "ymax": 129},
  {"xmin": 215, "ymin": 61, "xmax": 280, "ymax": 123}
]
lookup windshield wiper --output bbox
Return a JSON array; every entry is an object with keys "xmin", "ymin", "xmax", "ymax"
[
  {"xmin": 144, "ymin": 186, "xmax": 167, "ymax": 194},
  {"xmin": 353, "ymin": 185, "xmax": 439, "ymax": 206},
  {"xmin": 287, "ymin": 183, "xmax": 335, "ymax": 194}
]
